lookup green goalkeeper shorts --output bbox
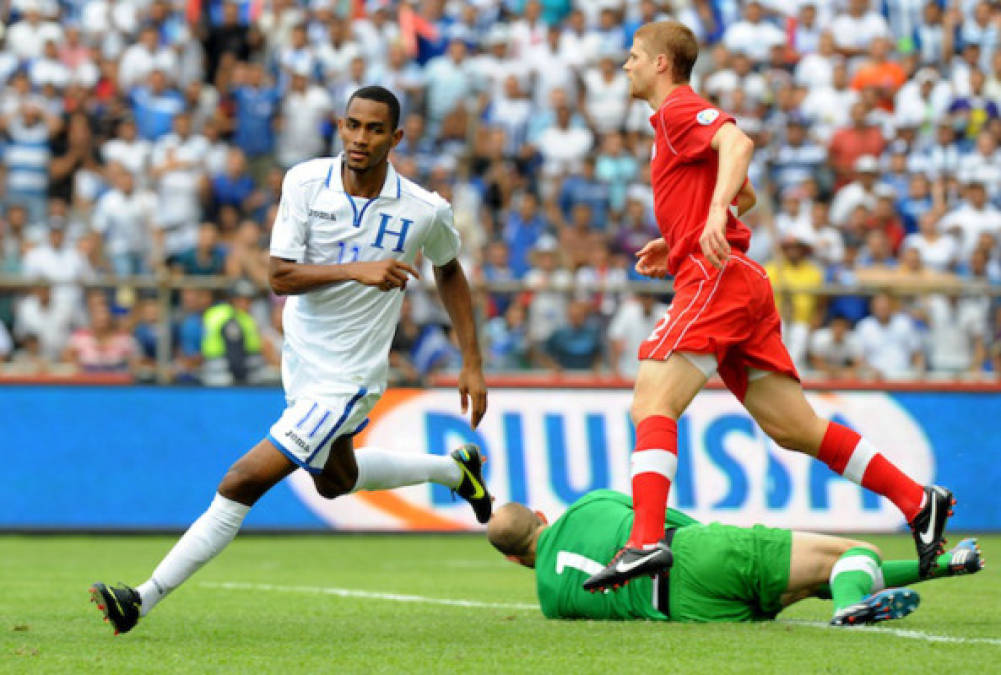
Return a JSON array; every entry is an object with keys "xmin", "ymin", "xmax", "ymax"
[{"xmin": 667, "ymin": 522, "xmax": 792, "ymax": 622}]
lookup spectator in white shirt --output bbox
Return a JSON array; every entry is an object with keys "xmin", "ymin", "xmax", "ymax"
[
  {"xmin": 903, "ymin": 211, "xmax": 959, "ymax": 272},
  {"xmin": 352, "ymin": 4, "xmax": 399, "ymax": 68},
  {"xmin": 829, "ymin": 155, "xmax": 880, "ymax": 227},
  {"xmin": 957, "ymin": 131, "xmax": 1001, "ymax": 200},
  {"xmin": 150, "ymin": 112, "xmax": 209, "ymax": 262},
  {"xmin": 807, "ymin": 201, "xmax": 845, "ymax": 266},
  {"xmin": 723, "ymin": 0, "xmax": 788, "ymax": 63},
  {"xmin": 509, "ymin": 0, "xmax": 548, "ymax": 58},
  {"xmin": 595, "ymin": 7, "xmax": 626, "ymax": 55},
  {"xmin": 793, "ymin": 3, "xmax": 823, "ymax": 54},
  {"xmin": 119, "ymin": 25, "xmax": 177, "ymax": 92},
  {"xmin": 559, "ymin": 9, "xmax": 601, "ymax": 72},
  {"xmin": 856, "ymin": 292, "xmax": 925, "ymax": 379},
  {"xmin": 534, "ymin": 103, "xmax": 595, "ymax": 179},
  {"xmin": 800, "ymin": 61, "xmax": 859, "ymax": 142},
  {"xmin": 894, "ymin": 67, "xmax": 953, "ymax": 137},
  {"xmin": 808, "ymin": 315, "xmax": 863, "ymax": 378},
  {"xmin": 485, "ymin": 76, "xmax": 534, "ymax": 155},
  {"xmin": 316, "ymin": 16, "xmax": 362, "ymax": 85},
  {"xmin": 81, "ymin": 0, "xmax": 138, "ymax": 48},
  {"xmin": 607, "ymin": 292, "xmax": 669, "ymax": 377},
  {"xmin": 774, "ymin": 187, "xmax": 813, "ymax": 238},
  {"xmin": 472, "ymin": 26, "xmax": 526, "ymax": 102},
  {"xmin": 795, "ymin": 31, "xmax": 838, "ymax": 89},
  {"xmin": 581, "ymin": 52, "xmax": 630, "ymax": 135},
  {"xmin": 919, "ymin": 292, "xmax": 988, "ymax": 374},
  {"xmin": 424, "ymin": 40, "xmax": 477, "ymax": 133},
  {"xmin": 526, "ymin": 24, "xmax": 577, "ymax": 105},
  {"xmin": 830, "ymin": 0, "xmax": 891, "ymax": 55},
  {"xmin": 708, "ymin": 51, "xmax": 769, "ymax": 108},
  {"xmin": 525, "ymin": 235, "xmax": 572, "ymax": 350},
  {"xmin": 961, "ymin": 1, "xmax": 998, "ymax": 71},
  {"xmin": 277, "ymin": 22, "xmax": 318, "ymax": 84},
  {"xmin": 6, "ymin": 6, "xmax": 64, "ymax": 61},
  {"xmin": 21, "ymin": 222, "xmax": 92, "ymax": 322},
  {"xmin": 14, "ymin": 284, "xmax": 77, "ymax": 362},
  {"xmin": 376, "ymin": 43, "xmax": 426, "ymax": 119},
  {"xmin": 912, "ymin": 2, "xmax": 946, "ymax": 65},
  {"xmin": 92, "ymin": 164, "xmax": 157, "ymax": 276},
  {"xmin": 275, "ymin": 66, "xmax": 333, "ymax": 168},
  {"xmin": 939, "ymin": 177, "xmax": 1001, "ymax": 259},
  {"xmin": 257, "ymin": 0, "xmax": 305, "ymax": 61},
  {"xmin": 29, "ymin": 40, "xmax": 71, "ymax": 90}
]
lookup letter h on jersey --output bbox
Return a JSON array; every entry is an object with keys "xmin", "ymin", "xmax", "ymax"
[{"xmin": 372, "ymin": 213, "xmax": 412, "ymax": 253}]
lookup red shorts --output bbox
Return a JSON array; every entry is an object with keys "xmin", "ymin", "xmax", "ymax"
[{"xmin": 638, "ymin": 252, "xmax": 799, "ymax": 401}]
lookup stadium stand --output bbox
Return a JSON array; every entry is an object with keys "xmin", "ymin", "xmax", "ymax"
[{"xmin": 2, "ymin": 0, "xmax": 1001, "ymax": 384}]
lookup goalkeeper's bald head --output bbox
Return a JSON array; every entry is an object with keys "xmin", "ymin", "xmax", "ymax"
[{"xmin": 487, "ymin": 503, "xmax": 547, "ymax": 568}]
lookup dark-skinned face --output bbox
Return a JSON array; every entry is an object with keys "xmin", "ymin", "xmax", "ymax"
[{"xmin": 337, "ymin": 98, "xmax": 402, "ymax": 173}]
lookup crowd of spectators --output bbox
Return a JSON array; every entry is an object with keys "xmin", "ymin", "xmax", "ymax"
[{"xmin": 2, "ymin": 0, "xmax": 1001, "ymax": 383}]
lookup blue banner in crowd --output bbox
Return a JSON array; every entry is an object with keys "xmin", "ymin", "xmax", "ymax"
[{"xmin": 1, "ymin": 386, "xmax": 998, "ymax": 531}]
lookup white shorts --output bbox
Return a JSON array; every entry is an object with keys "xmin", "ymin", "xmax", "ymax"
[
  {"xmin": 679, "ymin": 352, "xmax": 773, "ymax": 382},
  {"xmin": 267, "ymin": 388, "xmax": 379, "ymax": 474}
]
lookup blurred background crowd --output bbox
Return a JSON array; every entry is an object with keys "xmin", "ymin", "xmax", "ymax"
[{"xmin": 2, "ymin": 0, "xmax": 1001, "ymax": 384}]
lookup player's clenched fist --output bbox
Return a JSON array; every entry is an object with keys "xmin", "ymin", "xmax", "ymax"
[{"xmin": 350, "ymin": 259, "xmax": 421, "ymax": 291}]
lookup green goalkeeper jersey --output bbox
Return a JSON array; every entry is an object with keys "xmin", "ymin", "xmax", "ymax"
[{"xmin": 534, "ymin": 490, "xmax": 700, "ymax": 621}]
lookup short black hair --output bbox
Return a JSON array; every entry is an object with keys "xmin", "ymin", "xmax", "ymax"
[{"xmin": 346, "ymin": 86, "xmax": 401, "ymax": 130}]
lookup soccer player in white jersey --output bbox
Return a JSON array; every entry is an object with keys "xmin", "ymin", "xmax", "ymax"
[{"xmin": 90, "ymin": 87, "xmax": 491, "ymax": 635}]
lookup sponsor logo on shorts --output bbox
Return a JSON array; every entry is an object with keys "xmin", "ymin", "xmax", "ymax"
[
  {"xmin": 309, "ymin": 209, "xmax": 338, "ymax": 221},
  {"xmin": 284, "ymin": 429, "xmax": 310, "ymax": 452},
  {"xmin": 696, "ymin": 108, "xmax": 720, "ymax": 125}
]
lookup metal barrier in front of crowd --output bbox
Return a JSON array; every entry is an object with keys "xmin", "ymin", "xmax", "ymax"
[{"xmin": 2, "ymin": 273, "xmax": 1001, "ymax": 385}]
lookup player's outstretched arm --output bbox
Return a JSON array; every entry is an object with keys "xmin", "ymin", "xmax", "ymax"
[
  {"xmin": 434, "ymin": 258, "xmax": 487, "ymax": 429},
  {"xmin": 268, "ymin": 256, "xmax": 420, "ymax": 295}
]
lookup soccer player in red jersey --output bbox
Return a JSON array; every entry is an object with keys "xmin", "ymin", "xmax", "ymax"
[{"xmin": 583, "ymin": 21, "xmax": 954, "ymax": 592}]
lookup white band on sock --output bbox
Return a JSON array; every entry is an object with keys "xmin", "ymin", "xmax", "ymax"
[
  {"xmin": 843, "ymin": 438, "xmax": 878, "ymax": 485},
  {"xmin": 631, "ymin": 449, "xmax": 678, "ymax": 480},
  {"xmin": 830, "ymin": 554, "xmax": 880, "ymax": 586}
]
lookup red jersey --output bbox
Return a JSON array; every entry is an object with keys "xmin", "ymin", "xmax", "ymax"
[{"xmin": 649, "ymin": 85, "xmax": 752, "ymax": 276}]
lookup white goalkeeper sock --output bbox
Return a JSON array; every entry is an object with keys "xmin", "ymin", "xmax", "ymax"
[
  {"xmin": 136, "ymin": 493, "xmax": 250, "ymax": 617},
  {"xmin": 352, "ymin": 446, "xmax": 462, "ymax": 492}
]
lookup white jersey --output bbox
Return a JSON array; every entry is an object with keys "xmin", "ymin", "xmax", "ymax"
[{"xmin": 270, "ymin": 155, "xmax": 460, "ymax": 401}]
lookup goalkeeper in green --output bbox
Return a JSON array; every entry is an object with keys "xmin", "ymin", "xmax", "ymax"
[{"xmin": 486, "ymin": 490, "xmax": 983, "ymax": 625}]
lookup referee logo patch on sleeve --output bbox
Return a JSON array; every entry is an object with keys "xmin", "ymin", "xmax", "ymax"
[{"xmin": 696, "ymin": 108, "xmax": 720, "ymax": 125}]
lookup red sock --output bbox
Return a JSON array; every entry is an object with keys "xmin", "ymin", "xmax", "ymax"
[
  {"xmin": 628, "ymin": 416, "xmax": 678, "ymax": 547},
  {"xmin": 817, "ymin": 422, "xmax": 925, "ymax": 521}
]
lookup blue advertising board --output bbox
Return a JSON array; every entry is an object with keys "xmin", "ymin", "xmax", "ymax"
[{"xmin": 1, "ymin": 386, "xmax": 998, "ymax": 531}]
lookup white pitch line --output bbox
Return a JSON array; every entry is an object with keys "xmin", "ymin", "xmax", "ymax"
[
  {"xmin": 201, "ymin": 581, "xmax": 538, "ymax": 611},
  {"xmin": 203, "ymin": 582, "xmax": 1001, "ymax": 647},
  {"xmin": 780, "ymin": 620, "xmax": 1001, "ymax": 647}
]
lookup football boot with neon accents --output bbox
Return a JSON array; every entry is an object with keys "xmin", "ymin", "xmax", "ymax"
[
  {"xmin": 451, "ymin": 444, "xmax": 492, "ymax": 524},
  {"xmin": 90, "ymin": 582, "xmax": 141, "ymax": 635}
]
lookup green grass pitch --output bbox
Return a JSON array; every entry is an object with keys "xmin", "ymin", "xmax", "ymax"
[{"xmin": 1, "ymin": 533, "xmax": 998, "ymax": 673}]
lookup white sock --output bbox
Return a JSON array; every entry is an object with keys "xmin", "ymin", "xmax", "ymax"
[
  {"xmin": 352, "ymin": 446, "xmax": 462, "ymax": 492},
  {"xmin": 136, "ymin": 493, "xmax": 250, "ymax": 617}
]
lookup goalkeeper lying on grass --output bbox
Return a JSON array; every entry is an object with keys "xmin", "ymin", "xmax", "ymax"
[{"xmin": 486, "ymin": 490, "xmax": 983, "ymax": 625}]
